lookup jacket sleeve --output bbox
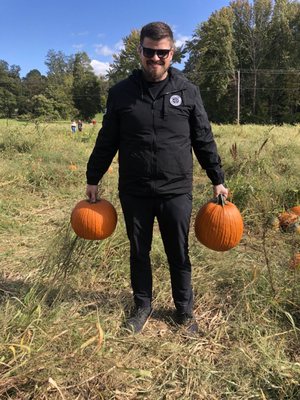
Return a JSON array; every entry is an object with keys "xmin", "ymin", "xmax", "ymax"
[
  {"xmin": 86, "ymin": 89, "xmax": 119, "ymax": 185},
  {"xmin": 190, "ymin": 86, "xmax": 224, "ymax": 185}
]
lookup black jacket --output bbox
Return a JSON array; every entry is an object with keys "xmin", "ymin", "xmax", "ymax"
[{"xmin": 86, "ymin": 67, "xmax": 224, "ymax": 196}]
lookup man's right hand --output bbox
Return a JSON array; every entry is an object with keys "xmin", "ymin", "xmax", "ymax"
[{"xmin": 86, "ymin": 184, "xmax": 98, "ymax": 203}]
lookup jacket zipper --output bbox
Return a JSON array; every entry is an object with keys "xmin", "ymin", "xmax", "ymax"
[
  {"xmin": 151, "ymin": 87, "xmax": 187, "ymax": 194},
  {"xmin": 152, "ymin": 99, "xmax": 157, "ymax": 193}
]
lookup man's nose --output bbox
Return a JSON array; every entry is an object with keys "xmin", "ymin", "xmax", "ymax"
[{"xmin": 151, "ymin": 52, "xmax": 160, "ymax": 61}]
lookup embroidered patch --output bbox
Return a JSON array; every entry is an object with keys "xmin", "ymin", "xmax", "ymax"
[{"xmin": 170, "ymin": 95, "xmax": 182, "ymax": 106}]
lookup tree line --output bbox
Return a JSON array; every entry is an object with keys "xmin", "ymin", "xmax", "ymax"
[
  {"xmin": 0, "ymin": 0, "xmax": 299, "ymax": 124},
  {"xmin": 0, "ymin": 51, "xmax": 108, "ymax": 121},
  {"xmin": 184, "ymin": 0, "xmax": 300, "ymax": 123}
]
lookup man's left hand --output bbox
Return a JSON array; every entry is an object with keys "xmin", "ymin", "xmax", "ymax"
[{"xmin": 213, "ymin": 184, "xmax": 229, "ymax": 199}]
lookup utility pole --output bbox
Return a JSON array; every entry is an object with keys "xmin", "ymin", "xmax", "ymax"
[{"xmin": 237, "ymin": 70, "xmax": 240, "ymax": 125}]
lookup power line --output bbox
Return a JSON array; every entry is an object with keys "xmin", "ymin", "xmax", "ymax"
[
  {"xmin": 194, "ymin": 69, "xmax": 300, "ymax": 74},
  {"xmin": 241, "ymin": 87, "xmax": 300, "ymax": 90},
  {"xmin": 199, "ymin": 88, "xmax": 300, "ymax": 92}
]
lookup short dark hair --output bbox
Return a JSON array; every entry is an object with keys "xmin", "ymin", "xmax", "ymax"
[{"xmin": 140, "ymin": 22, "xmax": 174, "ymax": 45}]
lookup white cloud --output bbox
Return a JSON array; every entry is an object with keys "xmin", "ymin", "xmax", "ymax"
[
  {"xmin": 115, "ymin": 40, "xmax": 125, "ymax": 51},
  {"xmin": 72, "ymin": 43, "xmax": 85, "ymax": 51},
  {"xmin": 91, "ymin": 59, "xmax": 110, "ymax": 76},
  {"xmin": 175, "ymin": 34, "xmax": 190, "ymax": 48},
  {"xmin": 94, "ymin": 39, "xmax": 125, "ymax": 56},
  {"xmin": 94, "ymin": 44, "xmax": 114, "ymax": 56}
]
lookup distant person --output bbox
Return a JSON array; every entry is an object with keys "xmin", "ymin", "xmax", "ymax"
[
  {"xmin": 71, "ymin": 121, "xmax": 77, "ymax": 133},
  {"xmin": 85, "ymin": 21, "xmax": 228, "ymax": 335},
  {"xmin": 78, "ymin": 120, "xmax": 83, "ymax": 132},
  {"xmin": 92, "ymin": 119, "xmax": 96, "ymax": 126}
]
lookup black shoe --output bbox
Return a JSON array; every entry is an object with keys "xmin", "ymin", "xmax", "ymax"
[
  {"xmin": 125, "ymin": 307, "xmax": 152, "ymax": 334},
  {"xmin": 176, "ymin": 312, "xmax": 199, "ymax": 335}
]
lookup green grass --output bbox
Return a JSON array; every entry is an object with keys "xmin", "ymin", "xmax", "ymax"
[{"xmin": 0, "ymin": 120, "xmax": 300, "ymax": 399}]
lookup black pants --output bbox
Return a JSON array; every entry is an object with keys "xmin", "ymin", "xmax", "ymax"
[{"xmin": 119, "ymin": 193, "xmax": 193, "ymax": 314}]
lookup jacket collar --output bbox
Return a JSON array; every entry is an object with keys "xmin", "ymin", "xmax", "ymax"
[
  {"xmin": 130, "ymin": 66, "xmax": 188, "ymax": 92},
  {"xmin": 129, "ymin": 67, "xmax": 188, "ymax": 120}
]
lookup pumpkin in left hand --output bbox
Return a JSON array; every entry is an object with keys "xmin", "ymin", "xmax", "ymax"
[{"xmin": 194, "ymin": 194, "xmax": 244, "ymax": 251}]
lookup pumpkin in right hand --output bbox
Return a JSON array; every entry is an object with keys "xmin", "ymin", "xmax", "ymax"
[{"xmin": 71, "ymin": 199, "xmax": 117, "ymax": 240}]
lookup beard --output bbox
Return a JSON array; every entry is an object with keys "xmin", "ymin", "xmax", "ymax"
[{"xmin": 142, "ymin": 61, "xmax": 169, "ymax": 82}]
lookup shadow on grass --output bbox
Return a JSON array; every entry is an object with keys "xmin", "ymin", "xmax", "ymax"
[
  {"xmin": 0, "ymin": 278, "xmax": 31, "ymax": 302},
  {"xmin": 0, "ymin": 278, "xmax": 189, "ymax": 333},
  {"xmin": 150, "ymin": 307, "xmax": 178, "ymax": 328},
  {"xmin": 0, "ymin": 276, "xmax": 131, "ymax": 307}
]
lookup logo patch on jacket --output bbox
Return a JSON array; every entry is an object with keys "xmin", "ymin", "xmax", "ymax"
[{"xmin": 170, "ymin": 95, "xmax": 182, "ymax": 106}]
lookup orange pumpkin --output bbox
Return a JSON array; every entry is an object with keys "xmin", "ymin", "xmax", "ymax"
[
  {"xmin": 194, "ymin": 194, "xmax": 244, "ymax": 251},
  {"xmin": 289, "ymin": 253, "xmax": 300, "ymax": 270},
  {"xmin": 278, "ymin": 211, "xmax": 298, "ymax": 231},
  {"xmin": 290, "ymin": 206, "xmax": 300, "ymax": 216},
  {"xmin": 71, "ymin": 199, "xmax": 117, "ymax": 240}
]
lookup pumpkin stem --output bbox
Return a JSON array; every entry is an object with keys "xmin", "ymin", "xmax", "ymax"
[{"xmin": 217, "ymin": 194, "xmax": 226, "ymax": 207}]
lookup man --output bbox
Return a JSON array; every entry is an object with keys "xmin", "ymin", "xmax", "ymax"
[{"xmin": 86, "ymin": 21, "xmax": 228, "ymax": 334}]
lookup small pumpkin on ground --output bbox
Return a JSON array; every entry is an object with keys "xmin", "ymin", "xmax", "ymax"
[
  {"xmin": 194, "ymin": 194, "xmax": 244, "ymax": 252},
  {"xmin": 71, "ymin": 199, "xmax": 117, "ymax": 240},
  {"xmin": 289, "ymin": 253, "xmax": 300, "ymax": 270},
  {"xmin": 278, "ymin": 211, "xmax": 298, "ymax": 231},
  {"xmin": 290, "ymin": 205, "xmax": 300, "ymax": 216}
]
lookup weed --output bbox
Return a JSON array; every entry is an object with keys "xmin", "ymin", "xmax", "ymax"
[{"xmin": 0, "ymin": 120, "xmax": 300, "ymax": 399}]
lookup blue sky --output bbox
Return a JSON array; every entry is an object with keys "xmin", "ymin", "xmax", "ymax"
[{"xmin": 0, "ymin": 0, "xmax": 232, "ymax": 77}]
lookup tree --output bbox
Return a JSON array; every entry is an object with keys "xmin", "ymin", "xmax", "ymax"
[
  {"xmin": 98, "ymin": 75, "xmax": 109, "ymax": 112},
  {"xmin": 45, "ymin": 50, "xmax": 73, "ymax": 81},
  {"xmin": 44, "ymin": 50, "xmax": 76, "ymax": 119},
  {"xmin": 0, "ymin": 88, "xmax": 18, "ymax": 118},
  {"xmin": 231, "ymin": 0, "xmax": 273, "ymax": 120},
  {"xmin": 31, "ymin": 94, "xmax": 60, "ymax": 120},
  {"xmin": 43, "ymin": 73, "xmax": 75, "ymax": 120},
  {"xmin": 184, "ymin": 7, "xmax": 237, "ymax": 122},
  {"xmin": 0, "ymin": 60, "xmax": 22, "ymax": 118},
  {"xmin": 22, "ymin": 69, "xmax": 46, "ymax": 97},
  {"xmin": 184, "ymin": 0, "xmax": 300, "ymax": 123},
  {"xmin": 107, "ymin": 30, "xmax": 141, "ymax": 85},
  {"xmin": 19, "ymin": 69, "xmax": 47, "ymax": 115},
  {"xmin": 72, "ymin": 52, "xmax": 102, "ymax": 120},
  {"xmin": 266, "ymin": 0, "xmax": 299, "ymax": 122}
]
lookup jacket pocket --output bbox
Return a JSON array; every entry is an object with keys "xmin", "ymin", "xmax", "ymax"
[
  {"xmin": 119, "ymin": 148, "xmax": 151, "ymax": 177},
  {"xmin": 157, "ymin": 149, "xmax": 193, "ymax": 175}
]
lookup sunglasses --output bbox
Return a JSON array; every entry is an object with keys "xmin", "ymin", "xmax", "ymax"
[{"xmin": 141, "ymin": 46, "xmax": 172, "ymax": 59}]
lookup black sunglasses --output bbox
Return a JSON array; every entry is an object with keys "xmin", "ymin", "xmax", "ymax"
[{"xmin": 141, "ymin": 46, "xmax": 171, "ymax": 59}]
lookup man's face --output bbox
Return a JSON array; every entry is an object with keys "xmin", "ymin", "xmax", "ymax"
[{"xmin": 139, "ymin": 37, "xmax": 174, "ymax": 82}]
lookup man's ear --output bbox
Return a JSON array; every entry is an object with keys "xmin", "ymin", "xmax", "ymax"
[{"xmin": 137, "ymin": 44, "xmax": 142, "ymax": 55}]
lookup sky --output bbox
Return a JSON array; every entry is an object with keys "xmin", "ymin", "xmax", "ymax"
[{"xmin": 0, "ymin": 0, "xmax": 233, "ymax": 78}]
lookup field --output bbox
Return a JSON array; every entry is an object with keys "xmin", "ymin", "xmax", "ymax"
[{"xmin": 0, "ymin": 119, "xmax": 300, "ymax": 399}]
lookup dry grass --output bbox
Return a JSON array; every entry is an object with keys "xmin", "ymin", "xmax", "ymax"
[{"xmin": 0, "ymin": 120, "xmax": 300, "ymax": 399}]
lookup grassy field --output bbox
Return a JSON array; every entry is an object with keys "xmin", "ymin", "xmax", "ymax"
[{"xmin": 0, "ymin": 119, "xmax": 299, "ymax": 399}]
